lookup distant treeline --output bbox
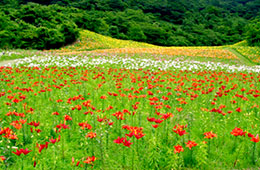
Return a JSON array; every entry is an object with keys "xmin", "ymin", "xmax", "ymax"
[{"xmin": 0, "ymin": 0, "xmax": 259, "ymax": 49}]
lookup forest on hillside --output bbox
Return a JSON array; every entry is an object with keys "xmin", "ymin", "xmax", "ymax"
[{"xmin": 0, "ymin": 0, "xmax": 259, "ymax": 49}]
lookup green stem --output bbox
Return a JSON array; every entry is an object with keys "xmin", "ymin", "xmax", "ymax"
[
  {"xmin": 106, "ymin": 127, "xmax": 109, "ymax": 150},
  {"xmin": 208, "ymin": 140, "xmax": 211, "ymax": 158},
  {"xmin": 252, "ymin": 142, "xmax": 256, "ymax": 165},
  {"xmin": 132, "ymin": 147, "xmax": 134, "ymax": 170},
  {"xmin": 62, "ymin": 134, "xmax": 65, "ymax": 161},
  {"xmin": 92, "ymin": 139, "xmax": 94, "ymax": 155},
  {"xmin": 100, "ymin": 135, "xmax": 104, "ymax": 166},
  {"xmin": 190, "ymin": 149, "xmax": 193, "ymax": 166}
]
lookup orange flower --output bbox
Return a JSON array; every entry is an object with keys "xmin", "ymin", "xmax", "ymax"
[
  {"xmin": 86, "ymin": 132, "xmax": 97, "ymax": 139},
  {"xmin": 83, "ymin": 156, "xmax": 96, "ymax": 164},
  {"xmin": 19, "ymin": 119, "xmax": 27, "ymax": 124},
  {"xmin": 204, "ymin": 131, "xmax": 217, "ymax": 139},
  {"xmin": 186, "ymin": 141, "xmax": 198, "ymax": 150},
  {"xmin": 176, "ymin": 107, "xmax": 183, "ymax": 112}
]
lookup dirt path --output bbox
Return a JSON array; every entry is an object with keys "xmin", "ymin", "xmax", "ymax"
[{"xmin": 0, "ymin": 59, "xmax": 19, "ymax": 66}]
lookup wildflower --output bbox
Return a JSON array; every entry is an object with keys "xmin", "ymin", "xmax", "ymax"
[
  {"xmin": 236, "ymin": 107, "xmax": 242, "ymax": 112},
  {"xmin": 186, "ymin": 141, "xmax": 198, "ymax": 150},
  {"xmin": 27, "ymin": 121, "xmax": 40, "ymax": 127},
  {"xmin": 12, "ymin": 148, "xmax": 32, "ymax": 156},
  {"xmin": 204, "ymin": 131, "xmax": 217, "ymax": 139},
  {"xmin": 64, "ymin": 115, "xmax": 72, "ymax": 121},
  {"xmin": 113, "ymin": 137, "xmax": 133, "ymax": 147},
  {"xmin": 152, "ymin": 124, "xmax": 159, "ymax": 128},
  {"xmin": 49, "ymin": 136, "xmax": 60, "ymax": 144},
  {"xmin": 83, "ymin": 156, "xmax": 96, "ymax": 164},
  {"xmin": 78, "ymin": 122, "xmax": 92, "ymax": 130},
  {"xmin": 36, "ymin": 142, "xmax": 49, "ymax": 153},
  {"xmin": 52, "ymin": 112, "xmax": 59, "ymax": 115},
  {"xmin": 230, "ymin": 127, "xmax": 246, "ymax": 136},
  {"xmin": 251, "ymin": 134, "xmax": 260, "ymax": 143},
  {"xmin": 0, "ymin": 156, "xmax": 6, "ymax": 161},
  {"xmin": 172, "ymin": 124, "xmax": 188, "ymax": 136},
  {"xmin": 174, "ymin": 145, "xmax": 184, "ymax": 154},
  {"xmin": 86, "ymin": 132, "xmax": 97, "ymax": 139}
]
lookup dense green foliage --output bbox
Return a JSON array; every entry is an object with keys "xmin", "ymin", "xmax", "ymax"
[
  {"xmin": 0, "ymin": 3, "xmax": 79, "ymax": 49},
  {"xmin": 246, "ymin": 18, "xmax": 260, "ymax": 46},
  {"xmin": 0, "ymin": 0, "xmax": 259, "ymax": 49}
]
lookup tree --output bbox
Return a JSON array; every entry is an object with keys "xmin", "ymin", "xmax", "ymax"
[{"xmin": 246, "ymin": 18, "xmax": 260, "ymax": 46}]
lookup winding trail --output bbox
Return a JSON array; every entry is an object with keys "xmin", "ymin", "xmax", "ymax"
[
  {"xmin": 0, "ymin": 59, "xmax": 18, "ymax": 66},
  {"xmin": 225, "ymin": 47, "xmax": 255, "ymax": 66}
]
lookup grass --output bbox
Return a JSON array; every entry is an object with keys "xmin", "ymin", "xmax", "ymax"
[
  {"xmin": 0, "ymin": 31, "xmax": 260, "ymax": 170},
  {"xmin": 1, "ymin": 57, "xmax": 260, "ymax": 169}
]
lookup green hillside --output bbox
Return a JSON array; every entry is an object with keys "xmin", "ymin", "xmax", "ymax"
[{"xmin": 0, "ymin": 0, "xmax": 259, "ymax": 49}]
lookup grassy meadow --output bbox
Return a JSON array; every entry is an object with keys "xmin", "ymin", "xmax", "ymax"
[{"xmin": 0, "ymin": 30, "xmax": 260, "ymax": 170}]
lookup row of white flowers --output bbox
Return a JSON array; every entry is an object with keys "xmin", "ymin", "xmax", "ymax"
[{"xmin": 5, "ymin": 54, "xmax": 260, "ymax": 73}]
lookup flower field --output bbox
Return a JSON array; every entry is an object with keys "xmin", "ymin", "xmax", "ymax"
[
  {"xmin": 232, "ymin": 46, "xmax": 260, "ymax": 64},
  {"xmin": 83, "ymin": 47, "xmax": 238, "ymax": 59},
  {"xmin": 0, "ymin": 54, "xmax": 260, "ymax": 170}
]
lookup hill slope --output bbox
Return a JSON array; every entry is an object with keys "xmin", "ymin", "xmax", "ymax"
[{"xmin": 50, "ymin": 30, "xmax": 260, "ymax": 66}]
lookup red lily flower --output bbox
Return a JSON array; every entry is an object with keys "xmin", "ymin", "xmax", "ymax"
[
  {"xmin": 251, "ymin": 134, "xmax": 260, "ymax": 143},
  {"xmin": 86, "ymin": 132, "xmax": 97, "ymax": 139},
  {"xmin": 204, "ymin": 131, "xmax": 217, "ymax": 139},
  {"xmin": 21, "ymin": 148, "xmax": 32, "ymax": 155},
  {"xmin": 83, "ymin": 156, "xmax": 96, "ymax": 164},
  {"xmin": 174, "ymin": 145, "xmax": 184, "ymax": 154},
  {"xmin": 248, "ymin": 133, "xmax": 254, "ymax": 138},
  {"xmin": 36, "ymin": 142, "xmax": 49, "ymax": 153},
  {"xmin": 122, "ymin": 138, "xmax": 133, "ymax": 147},
  {"xmin": 12, "ymin": 149, "xmax": 22, "ymax": 156},
  {"xmin": 147, "ymin": 117, "xmax": 156, "ymax": 122},
  {"xmin": 49, "ymin": 136, "xmax": 60, "ymax": 144},
  {"xmin": 152, "ymin": 124, "xmax": 159, "ymax": 128},
  {"xmin": 236, "ymin": 107, "xmax": 242, "ymax": 112},
  {"xmin": 27, "ymin": 121, "xmax": 40, "ymax": 127},
  {"xmin": 172, "ymin": 124, "xmax": 188, "ymax": 136},
  {"xmin": 12, "ymin": 148, "xmax": 32, "ymax": 156},
  {"xmin": 113, "ymin": 137, "xmax": 133, "ymax": 147},
  {"xmin": 0, "ymin": 156, "xmax": 6, "ymax": 161},
  {"xmin": 186, "ymin": 141, "xmax": 198, "ymax": 150},
  {"xmin": 114, "ymin": 137, "xmax": 124, "ymax": 144},
  {"xmin": 64, "ymin": 115, "xmax": 72, "ymax": 121},
  {"xmin": 230, "ymin": 127, "xmax": 246, "ymax": 136}
]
